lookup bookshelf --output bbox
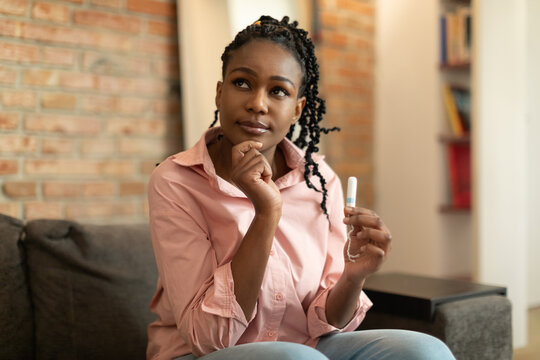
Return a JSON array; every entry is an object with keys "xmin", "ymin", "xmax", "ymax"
[{"xmin": 439, "ymin": 0, "xmax": 472, "ymax": 213}]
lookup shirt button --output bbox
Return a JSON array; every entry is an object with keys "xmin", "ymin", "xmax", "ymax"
[
  {"xmin": 267, "ymin": 330, "xmax": 276, "ymax": 337},
  {"xmin": 269, "ymin": 249, "xmax": 275, "ymax": 256},
  {"xmin": 275, "ymin": 293, "xmax": 283, "ymax": 301}
]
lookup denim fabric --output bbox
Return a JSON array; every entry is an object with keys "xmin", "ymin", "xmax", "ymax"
[{"xmin": 176, "ymin": 329, "xmax": 456, "ymax": 360}]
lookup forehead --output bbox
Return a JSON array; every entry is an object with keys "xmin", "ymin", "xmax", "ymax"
[{"xmin": 225, "ymin": 39, "xmax": 303, "ymax": 82}]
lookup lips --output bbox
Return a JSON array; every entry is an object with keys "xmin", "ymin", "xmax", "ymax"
[{"xmin": 237, "ymin": 120, "xmax": 269, "ymax": 135}]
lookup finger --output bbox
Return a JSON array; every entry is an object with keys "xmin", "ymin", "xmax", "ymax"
[
  {"xmin": 343, "ymin": 214, "xmax": 383, "ymax": 229},
  {"xmin": 233, "ymin": 152, "xmax": 273, "ymax": 184},
  {"xmin": 231, "ymin": 141, "xmax": 263, "ymax": 165},
  {"xmin": 355, "ymin": 228, "xmax": 392, "ymax": 253},
  {"xmin": 344, "ymin": 207, "xmax": 378, "ymax": 217}
]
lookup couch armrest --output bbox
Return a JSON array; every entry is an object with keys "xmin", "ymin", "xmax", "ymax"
[{"xmin": 357, "ymin": 295, "xmax": 512, "ymax": 360}]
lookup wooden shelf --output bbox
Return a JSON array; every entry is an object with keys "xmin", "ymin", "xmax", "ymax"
[
  {"xmin": 438, "ymin": 133, "xmax": 471, "ymax": 143},
  {"xmin": 440, "ymin": 62, "xmax": 471, "ymax": 71},
  {"xmin": 439, "ymin": 204, "xmax": 471, "ymax": 213}
]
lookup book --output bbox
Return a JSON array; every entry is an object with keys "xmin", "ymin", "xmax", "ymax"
[
  {"xmin": 447, "ymin": 143, "xmax": 471, "ymax": 208},
  {"xmin": 450, "ymin": 86, "xmax": 471, "ymax": 133},
  {"xmin": 440, "ymin": 16, "xmax": 447, "ymax": 64},
  {"xmin": 441, "ymin": 6, "xmax": 472, "ymax": 66},
  {"xmin": 442, "ymin": 84, "xmax": 465, "ymax": 136}
]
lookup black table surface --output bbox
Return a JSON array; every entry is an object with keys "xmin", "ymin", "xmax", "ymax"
[{"xmin": 363, "ymin": 272, "xmax": 507, "ymax": 321}]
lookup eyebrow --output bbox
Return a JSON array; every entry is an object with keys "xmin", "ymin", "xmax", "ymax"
[{"xmin": 229, "ymin": 66, "xmax": 296, "ymax": 89}]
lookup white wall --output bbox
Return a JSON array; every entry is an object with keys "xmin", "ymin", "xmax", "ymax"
[
  {"xmin": 375, "ymin": 0, "xmax": 472, "ymax": 278},
  {"xmin": 527, "ymin": 0, "xmax": 540, "ymax": 308},
  {"xmin": 474, "ymin": 0, "xmax": 528, "ymax": 348},
  {"xmin": 178, "ymin": 0, "xmax": 232, "ymax": 148},
  {"xmin": 179, "ymin": 0, "xmax": 306, "ymax": 148}
]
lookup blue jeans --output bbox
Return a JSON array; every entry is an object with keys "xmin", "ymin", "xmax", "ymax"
[{"xmin": 176, "ymin": 330, "xmax": 456, "ymax": 360}]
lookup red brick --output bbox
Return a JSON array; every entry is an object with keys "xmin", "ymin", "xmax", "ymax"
[
  {"xmin": 81, "ymin": 139, "xmax": 116, "ymax": 155},
  {"xmin": 83, "ymin": 52, "xmax": 151, "ymax": 76},
  {"xmin": 98, "ymin": 160, "xmax": 135, "ymax": 176},
  {"xmin": 0, "ymin": 42, "xmax": 40, "ymax": 63},
  {"xmin": 41, "ymin": 47, "xmax": 77, "ymax": 66},
  {"xmin": 106, "ymin": 118, "xmax": 166, "ymax": 136},
  {"xmin": 142, "ymin": 199, "xmax": 149, "ymax": 216},
  {"xmin": 0, "ymin": 112, "xmax": 19, "ymax": 130},
  {"xmin": 120, "ymin": 181, "xmax": 146, "ymax": 196},
  {"xmin": 153, "ymin": 98, "xmax": 180, "ymax": 115},
  {"xmin": 74, "ymin": 10, "xmax": 142, "ymax": 33},
  {"xmin": 66, "ymin": 201, "xmax": 135, "ymax": 219},
  {"xmin": 90, "ymin": 0, "xmax": 124, "ymax": 9},
  {"xmin": 0, "ymin": 19, "xmax": 17, "ymax": 37},
  {"xmin": 337, "ymin": 0, "xmax": 374, "ymax": 16},
  {"xmin": 0, "ymin": 159, "xmax": 18, "ymax": 175},
  {"xmin": 0, "ymin": 65, "xmax": 16, "ymax": 84},
  {"xmin": 82, "ymin": 182, "xmax": 115, "ymax": 196},
  {"xmin": 60, "ymin": 0, "xmax": 83, "ymax": 3},
  {"xmin": 42, "ymin": 137, "xmax": 76, "ymax": 153},
  {"xmin": 2, "ymin": 181, "xmax": 37, "ymax": 198},
  {"xmin": 22, "ymin": 69, "xmax": 58, "ymax": 86},
  {"xmin": 57, "ymin": 72, "xmax": 97, "ymax": 89},
  {"xmin": 153, "ymin": 59, "xmax": 179, "ymax": 78},
  {"xmin": 43, "ymin": 182, "xmax": 80, "ymax": 197},
  {"xmin": 32, "ymin": 2, "xmax": 70, "ymax": 23},
  {"xmin": 17, "ymin": 22, "xmax": 132, "ymax": 52},
  {"xmin": 1, "ymin": 90, "xmax": 37, "ymax": 108},
  {"xmin": 127, "ymin": 0, "xmax": 176, "ymax": 17},
  {"xmin": 25, "ymin": 159, "xmax": 100, "ymax": 176},
  {"xmin": 0, "ymin": 0, "xmax": 28, "ymax": 16},
  {"xmin": 82, "ymin": 95, "xmax": 150, "ymax": 115},
  {"xmin": 119, "ymin": 138, "xmax": 166, "ymax": 155},
  {"xmin": 141, "ymin": 159, "xmax": 159, "ymax": 174},
  {"xmin": 0, "ymin": 203, "xmax": 20, "ymax": 218},
  {"xmin": 0, "ymin": 135, "xmax": 39, "ymax": 153},
  {"xmin": 320, "ymin": 11, "xmax": 340, "ymax": 28},
  {"xmin": 136, "ymin": 39, "xmax": 178, "ymax": 57},
  {"xmin": 25, "ymin": 202, "xmax": 63, "ymax": 220},
  {"xmin": 25, "ymin": 114, "xmax": 101, "ymax": 135},
  {"xmin": 41, "ymin": 92, "xmax": 76, "ymax": 109},
  {"xmin": 148, "ymin": 19, "xmax": 175, "ymax": 37},
  {"xmin": 96, "ymin": 32, "xmax": 132, "ymax": 52}
]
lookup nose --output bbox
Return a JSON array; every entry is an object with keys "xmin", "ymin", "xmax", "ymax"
[{"xmin": 246, "ymin": 89, "xmax": 268, "ymax": 114}]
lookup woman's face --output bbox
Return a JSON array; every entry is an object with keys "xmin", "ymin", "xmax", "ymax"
[{"xmin": 215, "ymin": 39, "xmax": 306, "ymax": 153}]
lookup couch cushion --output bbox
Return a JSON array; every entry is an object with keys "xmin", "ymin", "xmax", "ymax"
[
  {"xmin": 23, "ymin": 219, "xmax": 158, "ymax": 360},
  {"xmin": 0, "ymin": 214, "xmax": 34, "ymax": 360}
]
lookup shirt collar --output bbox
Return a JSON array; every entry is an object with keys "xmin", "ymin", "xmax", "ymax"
[{"xmin": 171, "ymin": 127, "xmax": 323, "ymax": 195}]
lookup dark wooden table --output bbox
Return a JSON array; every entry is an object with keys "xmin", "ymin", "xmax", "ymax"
[{"xmin": 363, "ymin": 272, "xmax": 507, "ymax": 321}]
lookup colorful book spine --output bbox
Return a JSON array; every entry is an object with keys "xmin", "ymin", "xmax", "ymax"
[{"xmin": 442, "ymin": 84, "xmax": 464, "ymax": 136}]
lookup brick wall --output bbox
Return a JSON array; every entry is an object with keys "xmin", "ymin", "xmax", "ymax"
[
  {"xmin": 317, "ymin": 0, "xmax": 375, "ymax": 208},
  {"xmin": 0, "ymin": 0, "xmax": 181, "ymax": 223}
]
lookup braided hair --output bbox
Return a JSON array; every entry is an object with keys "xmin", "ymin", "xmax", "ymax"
[{"xmin": 211, "ymin": 15, "xmax": 339, "ymax": 219}]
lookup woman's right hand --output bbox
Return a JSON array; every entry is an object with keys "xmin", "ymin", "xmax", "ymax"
[{"xmin": 230, "ymin": 141, "xmax": 282, "ymax": 214}]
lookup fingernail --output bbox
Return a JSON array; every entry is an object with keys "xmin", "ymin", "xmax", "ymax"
[{"xmin": 343, "ymin": 217, "xmax": 349, "ymax": 224}]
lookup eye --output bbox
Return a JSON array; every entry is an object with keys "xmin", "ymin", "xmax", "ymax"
[
  {"xmin": 233, "ymin": 78, "xmax": 250, "ymax": 89},
  {"xmin": 271, "ymin": 87, "xmax": 289, "ymax": 97}
]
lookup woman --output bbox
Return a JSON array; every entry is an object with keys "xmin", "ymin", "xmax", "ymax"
[{"xmin": 147, "ymin": 15, "xmax": 455, "ymax": 360}]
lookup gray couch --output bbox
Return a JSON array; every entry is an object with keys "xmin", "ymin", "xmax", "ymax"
[{"xmin": 0, "ymin": 214, "xmax": 512, "ymax": 360}]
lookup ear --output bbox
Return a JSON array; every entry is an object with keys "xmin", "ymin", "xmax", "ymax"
[
  {"xmin": 292, "ymin": 96, "xmax": 306, "ymax": 124},
  {"xmin": 215, "ymin": 81, "xmax": 223, "ymax": 109}
]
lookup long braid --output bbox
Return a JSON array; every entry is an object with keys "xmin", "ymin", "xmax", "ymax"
[{"xmin": 215, "ymin": 15, "xmax": 340, "ymax": 220}]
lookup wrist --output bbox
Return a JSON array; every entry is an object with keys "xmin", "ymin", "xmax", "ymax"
[
  {"xmin": 342, "ymin": 269, "xmax": 367, "ymax": 288},
  {"xmin": 254, "ymin": 207, "xmax": 282, "ymax": 223}
]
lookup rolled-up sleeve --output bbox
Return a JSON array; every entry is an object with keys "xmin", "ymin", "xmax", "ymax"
[
  {"xmin": 149, "ymin": 172, "xmax": 254, "ymax": 357},
  {"xmin": 305, "ymin": 170, "xmax": 372, "ymax": 338}
]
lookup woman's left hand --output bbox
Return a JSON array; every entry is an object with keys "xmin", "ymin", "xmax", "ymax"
[{"xmin": 342, "ymin": 207, "xmax": 392, "ymax": 284}]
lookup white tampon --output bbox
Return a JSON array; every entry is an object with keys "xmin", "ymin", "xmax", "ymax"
[
  {"xmin": 345, "ymin": 176, "xmax": 361, "ymax": 262},
  {"xmin": 346, "ymin": 176, "xmax": 357, "ymax": 208}
]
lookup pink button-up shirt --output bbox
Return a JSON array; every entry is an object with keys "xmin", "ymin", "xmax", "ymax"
[{"xmin": 147, "ymin": 128, "xmax": 372, "ymax": 359}]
